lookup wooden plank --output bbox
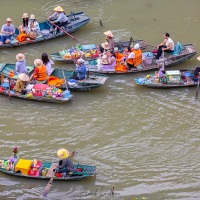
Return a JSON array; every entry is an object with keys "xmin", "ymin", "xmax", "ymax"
[{"xmin": 45, "ymin": 163, "xmax": 57, "ymax": 177}]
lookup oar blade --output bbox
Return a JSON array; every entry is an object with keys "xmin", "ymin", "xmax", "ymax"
[{"xmin": 43, "ymin": 177, "xmax": 54, "ymax": 198}]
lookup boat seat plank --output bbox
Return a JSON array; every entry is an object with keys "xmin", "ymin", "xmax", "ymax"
[{"xmin": 46, "ymin": 163, "xmax": 57, "ymax": 177}]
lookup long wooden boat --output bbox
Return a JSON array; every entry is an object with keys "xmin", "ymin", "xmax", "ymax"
[
  {"xmin": 50, "ymin": 39, "xmax": 147, "ymax": 63},
  {"xmin": 0, "ymin": 159, "xmax": 96, "ymax": 181},
  {"xmin": 135, "ymin": 69, "xmax": 198, "ymax": 88},
  {"xmin": 84, "ymin": 43, "xmax": 196, "ymax": 74},
  {"xmin": 0, "ymin": 63, "xmax": 108, "ymax": 92},
  {"xmin": 0, "ymin": 12, "xmax": 90, "ymax": 48}
]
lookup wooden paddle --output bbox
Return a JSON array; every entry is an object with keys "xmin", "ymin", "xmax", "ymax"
[
  {"xmin": 195, "ymin": 75, "xmax": 200, "ymax": 99},
  {"xmin": 42, "ymin": 150, "xmax": 76, "ymax": 198},
  {"xmin": 49, "ymin": 21, "xmax": 77, "ymax": 41},
  {"xmin": 62, "ymin": 69, "xmax": 69, "ymax": 90}
]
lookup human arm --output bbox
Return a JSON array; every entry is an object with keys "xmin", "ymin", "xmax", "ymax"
[
  {"xmin": 48, "ymin": 12, "xmax": 57, "ymax": 21},
  {"xmin": 157, "ymin": 39, "xmax": 166, "ymax": 49},
  {"xmin": 53, "ymin": 12, "xmax": 64, "ymax": 23},
  {"xmin": 162, "ymin": 43, "xmax": 172, "ymax": 51},
  {"xmin": 30, "ymin": 21, "xmax": 40, "ymax": 32}
]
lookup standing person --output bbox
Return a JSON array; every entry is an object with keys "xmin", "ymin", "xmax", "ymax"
[
  {"xmin": 30, "ymin": 59, "xmax": 48, "ymax": 81},
  {"xmin": 155, "ymin": 32, "xmax": 174, "ymax": 59},
  {"xmin": 99, "ymin": 30, "xmax": 115, "ymax": 53},
  {"xmin": 47, "ymin": 6, "xmax": 68, "ymax": 34},
  {"xmin": 15, "ymin": 53, "xmax": 28, "ymax": 74},
  {"xmin": 125, "ymin": 43, "xmax": 142, "ymax": 70},
  {"xmin": 41, "ymin": 53, "xmax": 54, "ymax": 76},
  {"xmin": 71, "ymin": 58, "xmax": 86, "ymax": 80},
  {"xmin": 27, "ymin": 14, "xmax": 40, "ymax": 40},
  {"xmin": 0, "ymin": 18, "xmax": 15, "ymax": 45},
  {"xmin": 18, "ymin": 13, "xmax": 29, "ymax": 34}
]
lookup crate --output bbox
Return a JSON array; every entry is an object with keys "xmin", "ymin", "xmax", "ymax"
[
  {"xmin": 14, "ymin": 159, "xmax": 32, "ymax": 175},
  {"xmin": 166, "ymin": 70, "xmax": 181, "ymax": 83}
]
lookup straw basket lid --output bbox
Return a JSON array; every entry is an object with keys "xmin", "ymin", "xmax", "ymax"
[
  {"xmin": 29, "ymin": 14, "xmax": 36, "ymax": 20},
  {"xmin": 22, "ymin": 13, "xmax": 29, "ymax": 18},
  {"xmin": 197, "ymin": 56, "xmax": 200, "ymax": 61},
  {"xmin": 34, "ymin": 59, "xmax": 43, "ymax": 67},
  {"xmin": 16, "ymin": 53, "xmax": 25, "ymax": 61},
  {"xmin": 54, "ymin": 6, "xmax": 64, "ymax": 12},
  {"xmin": 57, "ymin": 148, "xmax": 69, "ymax": 159},
  {"xmin": 18, "ymin": 73, "xmax": 30, "ymax": 82},
  {"xmin": 6, "ymin": 18, "xmax": 13, "ymax": 22},
  {"xmin": 103, "ymin": 30, "xmax": 114, "ymax": 38},
  {"xmin": 101, "ymin": 42, "xmax": 110, "ymax": 50}
]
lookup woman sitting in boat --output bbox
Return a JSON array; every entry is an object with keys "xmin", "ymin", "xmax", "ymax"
[
  {"xmin": 47, "ymin": 6, "xmax": 68, "ymax": 34},
  {"xmin": 27, "ymin": 14, "xmax": 40, "ymax": 40},
  {"xmin": 124, "ymin": 43, "xmax": 142, "ymax": 70},
  {"xmin": 14, "ymin": 73, "xmax": 30, "ymax": 93},
  {"xmin": 118, "ymin": 46, "xmax": 132, "ymax": 64},
  {"xmin": 55, "ymin": 148, "xmax": 75, "ymax": 175},
  {"xmin": 155, "ymin": 32, "xmax": 174, "ymax": 59},
  {"xmin": 99, "ymin": 31, "xmax": 115, "ymax": 53},
  {"xmin": 18, "ymin": 13, "xmax": 29, "ymax": 34},
  {"xmin": 71, "ymin": 58, "xmax": 86, "ymax": 80},
  {"xmin": 98, "ymin": 51, "xmax": 116, "ymax": 71},
  {"xmin": 41, "ymin": 53, "xmax": 54, "ymax": 76},
  {"xmin": 0, "ymin": 18, "xmax": 15, "ymax": 45},
  {"xmin": 15, "ymin": 53, "xmax": 28, "ymax": 74},
  {"xmin": 30, "ymin": 59, "xmax": 48, "ymax": 82}
]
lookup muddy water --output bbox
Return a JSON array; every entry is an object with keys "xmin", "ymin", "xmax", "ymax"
[{"xmin": 0, "ymin": 0, "xmax": 200, "ymax": 199}]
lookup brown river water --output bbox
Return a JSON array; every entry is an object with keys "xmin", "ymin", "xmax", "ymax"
[{"xmin": 0, "ymin": 0, "xmax": 200, "ymax": 199}]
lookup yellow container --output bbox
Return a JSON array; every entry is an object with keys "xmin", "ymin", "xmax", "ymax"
[{"xmin": 14, "ymin": 159, "xmax": 32, "ymax": 175}]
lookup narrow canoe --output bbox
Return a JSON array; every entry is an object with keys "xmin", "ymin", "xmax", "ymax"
[
  {"xmin": 0, "ymin": 12, "xmax": 90, "ymax": 48},
  {"xmin": 50, "ymin": 39, "xmax": 147, "ymax": 63},
  {"xmin": 0, "ymin": 160, "xmax": 96, "ymax": 181},
  {"xmin": 0, "ymin": 63, "xmax": 108, "ymax": 92},
  {"xmin": 135, "ymin": 69, "xmax": 198, "ymax": 88},
  {"xmin": 84, "ymin": 43, "xmax": 196, "ymax": 74}
]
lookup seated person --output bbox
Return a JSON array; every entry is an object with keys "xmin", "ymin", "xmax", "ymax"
[
  {"xmin": 27, "ymin": 14, "xmax": 40, "ymax": 40},
  {"xmin": 41, "ymin": 53, "xmax": 54, "ymax": 76},
  {"xmin": 30, "ymin": 59, "xmax": 48, "ymax": 81},
  {"xmin": 55, "ymin": 148, "xmax": 75, "ymax": 175},
  {"xmin": 125, "ymin": 43, "xmax": 142, "ymax": 70},
  {"xmin": 71, "ymin": 58, "xmax": 86, "ymax": 80},
  {"xmin": 99, "ymin": 41, "xmax": 110, "ymax": 54},
  {"xmin": 47, "ymin": 6, "xmax": 68, "ymax": 34},
  {"xmin": 0, "ymin": 18, "xmax": 15, "ymax": 45},
  {"xmin": 15, "ymin": 53, "xmax": 28, "ymax": 74},
  {"xmin": 14, "ymin": 73, "xmax": 29, "ymax": 93},
  {"xmin": 18, "ymin": 13, "xmax": 29, "ymax": 34},
  {"xmin": 98, "ymin": 51, "xmax": 116, "ymax": 71},
  {"xmin": 155, "ymin": 32, "xmax": 174, "ymax": 59},
  {"xmin": 119, "ymin": 46, "xmax": 132, "ymax": 64}
]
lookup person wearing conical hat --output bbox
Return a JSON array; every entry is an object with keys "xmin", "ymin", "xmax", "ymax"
[
  {"xmin": 55, "ymin": 148, "xmax": 75, "ymax": 175},
  {"xmin": 0, "ymin": 18, "xmax": 15, "ymax": 45},
  {"xmin": 30, "ymin": 59, "xmax": 48, "ymax": 81},
  {"xmin": 15, "ymin": 53, "xmax": 28, "ymax": 75},
  {"xmin": 99, "ymin": 31, "xmax": 115, "ymax": 53},
  {"xmin": 14, "ymin": 73, "xmax": 30, "ymax": 93},
  {"xmin": 47, "ymin": 6, "xmax": 68, "ymax": 34}
]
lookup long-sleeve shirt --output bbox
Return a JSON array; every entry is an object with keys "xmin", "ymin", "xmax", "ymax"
[
  {"xmin": 28, "ymin": 20, "xmax": 40, "ymax": 34},
  {"xmin": 58, "ymin": 157, "xmax": 75, "ymax": 172},
  {"xmin": 75, "ymin": 64, "xmax": 86, "ymax": 80},
  {"xmin": 49, "ymin": 12, "xmax": 68, "ymax": 23}
]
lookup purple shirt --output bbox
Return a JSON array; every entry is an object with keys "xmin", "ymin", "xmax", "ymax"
[
  {"xmin": 15, "ymin": 59, "xmax": 28, "ymax": 74},
  {"xmin": 1, "ymin": 24, "xmax": 15, "ymax": 36}
]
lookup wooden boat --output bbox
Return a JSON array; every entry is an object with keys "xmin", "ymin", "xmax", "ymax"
[
  {"xmin": 0, "ymin": 159, "xmax": 96, "ymax": 181},
  {"xmin": 51, "ymin": 68, "xmax": 108, "ymax": 91},
  {"xmin": 0, "ymin": 12, "xmax": 90, "ymax": 48},
  {"xmin": 135, "ymin": 69, "xmax": 198, "ymax": 88},
  {"xmin": 50, "ymin": 39, "xmax": 147, "ymax": 63},
  {"xmin": 84, "ymin": 43, "xmax": 196, "ymax": 74},
  {"xmin": 0, "ymin": 63, "xmax": 108, "ymax": 92}
]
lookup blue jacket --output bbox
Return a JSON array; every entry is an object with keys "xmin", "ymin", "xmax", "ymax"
[{"xmin": 76, "ymin": 63, "xmax": 86, "ymax": 80}]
